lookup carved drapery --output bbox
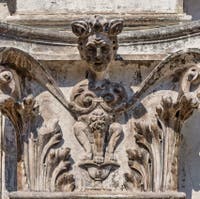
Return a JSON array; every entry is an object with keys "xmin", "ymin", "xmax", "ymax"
[{"xmin": 0, "ymin": 16, "xmax": 200, "ymax": 198}]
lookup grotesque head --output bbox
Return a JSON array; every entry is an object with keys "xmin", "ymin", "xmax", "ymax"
[{"xmin": 71, "ymin": 16, "xmax": 123, "ymax": 73}]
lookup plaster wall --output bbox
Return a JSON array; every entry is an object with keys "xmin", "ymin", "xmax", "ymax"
[{"xmin": 16, "ymin": 0, "xmax": 182, "ymax": 14}]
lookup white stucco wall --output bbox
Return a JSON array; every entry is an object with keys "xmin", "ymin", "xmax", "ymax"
[{"xmin": 16, "ymin": 0, "xmax": 182, "ymax": 13}]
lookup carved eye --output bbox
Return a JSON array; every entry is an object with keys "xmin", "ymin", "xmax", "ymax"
[
  {"xmin": 87, "ymin": 45, "xmax": 96, "ymax": 53},
  {"xmin": 103, "ymin": 94, "xmax": 114, "ymax": 103},
  {"xmin": 101, "ymin": 46, "xmax": 109, "ymax": 54}
]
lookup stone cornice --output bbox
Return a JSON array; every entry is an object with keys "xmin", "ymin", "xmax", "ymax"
[
  {"xmin": 0, "ymin": 22, "xmax": 76, "ymax": 45},
  {"xmin": 5, "ymin": 12, "xmax": 190, "ymax": 27},
  {"xmin": 1, "ymin": 20, "xmax": 200, "ymax": 46},
  {"xmin": 120, "ymin": 20, "xmax": 200, "ymax": 44}
]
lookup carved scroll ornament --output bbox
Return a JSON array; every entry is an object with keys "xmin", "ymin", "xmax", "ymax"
[{"xmin": 1, "ymin": 15, "xmax": 200, "ymax": 196}]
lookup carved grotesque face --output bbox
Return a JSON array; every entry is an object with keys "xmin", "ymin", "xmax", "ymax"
[
  {"xmin": 88, "ymin": 108, "xmax": 111, "ymax": 132},
  {"xmin": 71, "ymin": 16, "xmax": 123, "ymax": 73},
  {"xmin": 81, "ymin": 33, "xmax": 113, "ymax": 72}
]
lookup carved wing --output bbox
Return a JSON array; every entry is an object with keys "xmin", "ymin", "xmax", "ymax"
[
  {"xmin": 0, "ymin": 47, "xmax": 70, "ymax": 111},
  {"xmin": 127, "ymin": 48, "xmax": 200, "ymax": 109},
  {"xmin": 0, "ymin": 47, "xmax": 72, "ymax": 160}
]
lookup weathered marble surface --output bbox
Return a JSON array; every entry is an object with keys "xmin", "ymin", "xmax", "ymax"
[
  {"xmin": 0, "ymin": 1, "xmax": 200, "ymax": 199},
  {"xmin": 16, "ymin": 0, "xmax": 183, "ymax": 13},
  {"xmin": 0, "ymin": 16, "xmax": 200, "ymax": 199},
  {"xmin": 1, "ymin": 20, "xmax": 200, "ymax": 61},
  {"xmin": 0, "ymin": 0, "xmax": 191, "ymax": 28}
]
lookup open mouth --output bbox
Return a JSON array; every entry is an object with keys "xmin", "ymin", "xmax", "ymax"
[
  {"xmin": 94, "ymin": 62, "xmax": 103, "ymax": 66},
  {"xmin": 92, "ymin": 62, "xmax": 107, "ymax": 72}
]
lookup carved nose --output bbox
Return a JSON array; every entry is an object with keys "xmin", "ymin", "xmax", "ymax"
[{"xmin": 96, "ymin": 47, "xmax": 101, "ymax": 59}]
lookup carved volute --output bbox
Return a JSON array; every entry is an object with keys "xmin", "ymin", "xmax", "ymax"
[{"xmin": 1, "ymin": 15, "xmax": 200, "ymax": 199}]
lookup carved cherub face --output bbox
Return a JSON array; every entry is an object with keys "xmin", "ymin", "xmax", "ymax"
[{"xmin": 71, "ymin": 16, "xmax": 123, "ymax": 73}]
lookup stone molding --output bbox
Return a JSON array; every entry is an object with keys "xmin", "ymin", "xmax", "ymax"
[
  {"xmin": 1, "ymin": 20, "xmax": 200, "ymax": 61},
  {"xmin": 2, "ymin": 20, "xmax": 200, "ymax": 46},
  {"xmin": 6, "ymin": 13, "xmax": 191, "ymax": 28},
  {"xmin": 8, "ymin": 191, "xmax": 186, "ymax": 199}
]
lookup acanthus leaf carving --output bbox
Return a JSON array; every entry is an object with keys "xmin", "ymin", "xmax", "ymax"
[
  {"xmin": 0, "ymin": 50, "xmax": 75, "ymax": 192},
  {"xmin": 19, "ymin": 114, "xmax": 75, "ymax": 192},
  {"xmin": 125, "ymin": 63, "xmax": 200, "ymax": 192},
  {"xmin": 125, "ymin": 122, "xmax": 162, "ymax": 192},
  {"xmin": 2, "ymin": 14, "xmax": 200, "ymax": 195},
  {"xmin": 19, "ymin": 97, "xmax": 75, "ymax": 192},
  {"xmin": 34, "ymin": 120, "xmax": 75, "ymax": 192}
]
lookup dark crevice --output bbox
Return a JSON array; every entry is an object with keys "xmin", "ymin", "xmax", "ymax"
[{"xmin": 7, "ymin": 0, "xmax": 16, "ymax": 15}]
